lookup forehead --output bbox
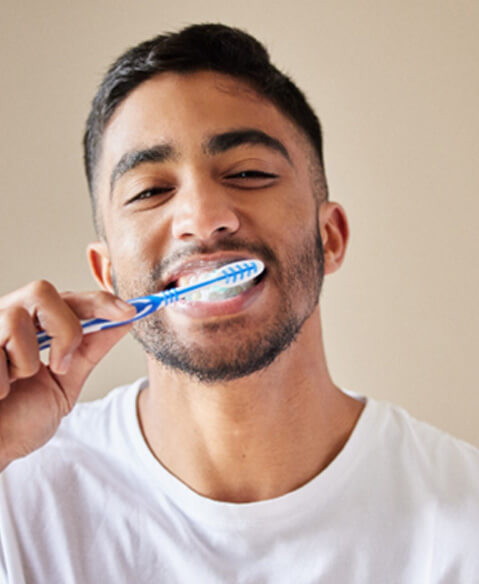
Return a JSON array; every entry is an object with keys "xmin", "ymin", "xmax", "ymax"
[{"xmin": 96, "ymin": 71, "xmax": 310, "ymax": 194}]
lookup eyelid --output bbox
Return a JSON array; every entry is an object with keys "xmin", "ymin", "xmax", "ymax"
[
  {"xmin": 223, "ymin": 170, "xmax": 279, "ymax": 179},
  {"xmin": 125, "ymin": 185, "xmax": 174, "ymax": 205}
]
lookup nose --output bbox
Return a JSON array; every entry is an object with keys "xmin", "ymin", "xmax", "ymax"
[{"xmin": 171, "ymin": 179, "xmax": 240, "ymax": 243}]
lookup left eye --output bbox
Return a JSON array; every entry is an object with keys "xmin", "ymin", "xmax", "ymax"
[
  {"xmin": 225, "ymin": 170, "xmax": 278, "ymax": 180},
  {"xmin": 223, "ymin": 170, "xmax": 279, "ymax": 189}
]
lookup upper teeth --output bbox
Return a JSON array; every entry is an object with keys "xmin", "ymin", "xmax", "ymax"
[{"xmin": 177, "ymin": 272, "xmax": 211, "ymax": 288}]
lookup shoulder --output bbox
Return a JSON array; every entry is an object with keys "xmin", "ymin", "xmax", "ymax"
[
  {"xmin": 58, "ymin": 376, "xmax": 146, "ymax": 444},
  {"xmin": 366, "ymin": 397, "xmax": 479, "ymax": 523},
  {"xmin": 358, "ymin": 397, "xmax": 479, "ymax": 576},
  {"xmin": 374, "ymin": 398, "xmax": 479, "ymax": 480},
  {"xmin": 0, "ymin": 378, "xmax": 149, "ymax": 582},
  {"xmin": 49, "ymin": 376, "xmax": 146, "ymax": 457},
  {"xmin": 0, "ymin": 377, "xmax": 147, "ymax": 489}
]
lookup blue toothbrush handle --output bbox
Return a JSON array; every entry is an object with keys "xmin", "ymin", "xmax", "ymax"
[
  {"xmin": 36, "ymin": 297, "xmax": 160, "ymax": 351},
  {"xmin": 36, "ymin": 259, "xmax": 264, "ymax": 351}
]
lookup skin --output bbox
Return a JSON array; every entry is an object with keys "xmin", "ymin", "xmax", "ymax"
[
  {"xmin": 0, "ymin": 285, "xmax": 135, "ymax": 467},
  {"xmin": 86, "ymin": 71, "xmax": 364, "ymax": 502},
  {"xmin": 0, "ymin": 70, "xmax": 363, "ymax": 503}
]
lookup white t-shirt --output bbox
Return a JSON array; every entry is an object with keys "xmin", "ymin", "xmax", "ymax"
[{"xmin": 0, "ymin": 378, "xmax": 478, "ymax": 583}]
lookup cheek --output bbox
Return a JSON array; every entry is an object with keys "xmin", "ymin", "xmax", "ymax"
[
  {"xmin": 109, "ymin": 200, "xmax": 171, "ymax": 256},
  {"xmin": 270, "ymin": 189, "xmax": 317, "ymax": 240},
  {"xmin": 107, "ymin": 221, "xmax": 161, "ymax": 285}
]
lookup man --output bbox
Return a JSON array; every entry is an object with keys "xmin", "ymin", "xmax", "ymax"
[{"xmin": 0, "ymin": 23, "xmax": 477, "ymax": 583}]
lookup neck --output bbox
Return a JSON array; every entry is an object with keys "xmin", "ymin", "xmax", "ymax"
[{"xmin": 137, "ymin": 309, "xmax": 364, "ymax": 502}]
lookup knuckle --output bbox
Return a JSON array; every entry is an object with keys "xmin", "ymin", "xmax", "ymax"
[
  {"xmin": 1, "ymin": 306, "xmax": 30, "ymax": 330},
  {"xmin": 59, "ymin": 291, "xmax": 76, "ymax": 303},
  {"xmin": 28, "ymin": 279, "xmax": 56, "ymax": 300}
]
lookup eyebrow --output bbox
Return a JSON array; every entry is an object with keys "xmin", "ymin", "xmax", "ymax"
[
  {"xmin": 203, "ymin": 129, "xmax": 292, "ymax": 164},
  {"xmin": 109, "ymin": 128, "xmax": 292, "ymax": 198},
  {"xmin": 109, "ymin": 144, "xmax": 176, "ymax": 198}
]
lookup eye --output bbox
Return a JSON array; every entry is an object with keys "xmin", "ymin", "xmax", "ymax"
[
  {"xmin": 225, "ymin": 170, "xmax": 278, "ymax": 179},
  {"xmin": 126, "ymin": 186, "xmax": 174, "ymax": 205},
  {"xmin": 223, "ymin": 170, "xmax": 279, "ymax": 188}
]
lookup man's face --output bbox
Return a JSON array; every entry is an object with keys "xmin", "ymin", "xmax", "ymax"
[{"xmin": 92, "ymin": 71, "xmax": 326, "ymax": 382}]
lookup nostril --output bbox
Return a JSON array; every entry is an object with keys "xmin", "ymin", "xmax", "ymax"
[{"xmin": 172, "ymin": 209, "xmax": 240, "ymax": 242}]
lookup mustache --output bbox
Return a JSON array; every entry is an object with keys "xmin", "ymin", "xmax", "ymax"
[{"xmin": 150, "ymin": 238, "xmax": 279, "ymax": 284}]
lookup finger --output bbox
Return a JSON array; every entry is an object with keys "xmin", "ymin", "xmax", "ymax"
[
  {"xmin": 27, "ymin": 291, "xmax": 83, "ymax": 376},
  {"xmin": 0, "ymin": 307, "xmax": 41, "ymax": 382},
  {"xmin": 0, "ymin": 349, "xmax": 10, "ymax": 399},
  {"xmin": 0, "ymin": 282, "xmax": 135, "ymax": 381},
  {"xmin": 0, "ymin": 280, "xmax": 84, "ymax": 374},
  {"xmin": 61, "ymin": 290, "xmax": 136, "ymax": 322}
]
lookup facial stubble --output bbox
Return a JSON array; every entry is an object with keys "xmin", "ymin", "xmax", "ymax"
[{"xmin": 112, "ymin": 222, "xmax": 325, "ymax": 383}]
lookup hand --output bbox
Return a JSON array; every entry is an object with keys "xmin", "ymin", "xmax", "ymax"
[{"xmin": 0, "ymin": 281, "xmax": 136, "ymax": 470}]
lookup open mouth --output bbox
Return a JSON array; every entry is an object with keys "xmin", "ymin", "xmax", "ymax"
[{"xmin": 164, "ymin": 267, "xmax": 266, "ymax": 304}]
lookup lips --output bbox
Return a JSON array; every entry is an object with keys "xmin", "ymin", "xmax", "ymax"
[
  {"xmin": 158, "ymin": 254, "xmax": 267, "ymax": 318},
  {"xmin": 171, "ymin": 274, "xmax": 266, "ymax": 318}
]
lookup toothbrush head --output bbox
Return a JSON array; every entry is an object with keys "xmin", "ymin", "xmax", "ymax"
[{"xmin": 204, "ymin": 259, "xmax": 265, "ymax": 287}]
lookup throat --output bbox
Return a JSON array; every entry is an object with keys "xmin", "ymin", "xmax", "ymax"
[{"xmin": 137, "ymin": 373, "xmax": 364, "ymax": 503}]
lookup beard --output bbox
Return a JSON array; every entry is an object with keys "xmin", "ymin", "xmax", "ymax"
[{"xmin": 112, "ymin": 222, "xmax": 325, "ymax": 383}]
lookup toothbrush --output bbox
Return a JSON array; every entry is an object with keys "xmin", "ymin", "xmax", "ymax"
[{"xmin": 36, "ymin": 259, "xmax": 265, "ymax": 351}]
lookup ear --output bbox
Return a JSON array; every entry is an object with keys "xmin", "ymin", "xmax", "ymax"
[
  {"xmin": 318, "ymin": 202, "xmax": 350, "ymax": 275},
  {"xmin": 87, "ymin": 241, "xmax": 115, "ymax": 293}
]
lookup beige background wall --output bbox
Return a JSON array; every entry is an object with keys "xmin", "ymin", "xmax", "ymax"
[{"xmin": 1, "ymin": 1, "xmax": 478, "ymax": 444}]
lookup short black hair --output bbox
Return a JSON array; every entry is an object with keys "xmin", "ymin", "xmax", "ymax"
[{"xmin": 83, "ymin": 23, "xmax": 328, "ymax": 232}]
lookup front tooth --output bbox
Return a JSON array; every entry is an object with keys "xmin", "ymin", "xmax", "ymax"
[
  {"xmin": 198, "ymin": 272, "xmax": 212, "ymax": 283},
  {"xmin": 180, "ymin": 290, "xmax": 199, "ymax": 301},
  {"xmin": 177, "ymin": 275, "xmax": 189, "ymax": 288}
]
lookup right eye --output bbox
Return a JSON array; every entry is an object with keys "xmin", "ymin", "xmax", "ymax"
[{"xmin": 126, "ymin": 186, "xmax": 174, "ymax": 205}]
